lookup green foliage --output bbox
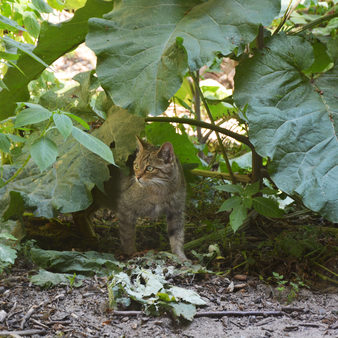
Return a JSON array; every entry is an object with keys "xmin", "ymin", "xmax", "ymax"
[
  {"xmin": 0, "ymin": 107, "xmax": 144, "ymax": 219},
  {"xmin": 0, "ymin": 0, "xmax": 337, "ymax": 251},
  {"xmin": 30, "ymin": 269, "xmax": 85, "ymax": 288},
  {"xmin": 234, "ymin": 34, "xmax": 338, "ymax": 222},
  {"xmin": 217, "ymin": 182, "xmax": 284, "ymax": 232},
  {"xmin": 30, "ymin": 247, "xmax": 123, "ymax": 276},
  {"xmin": 146, "ymin": 122, "xmax": 200, "ymax": 165},
  {"xmin": 11, "ymin": 102, "xmax": 115, "ymax": 172},
  {"xmin": 0, "ymin": 232, "xmax": 18, "ymax": 274},
  {"xmin": 0, "ymin": 0, "xmax": 115, "ymax": 119},
  {"xmin": 108, "ymin": 264, "xmax": 206, "ymax": 321},
  {"xmin": 86, "ymin": 0, "xmax": 280, "ymax": 116}
]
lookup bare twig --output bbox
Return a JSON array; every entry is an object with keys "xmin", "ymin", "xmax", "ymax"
[
  {"xmin": 281, "ymin": 307, "xmax": 304, "ymax": 312},
  {"xmin": 112, "ymin": 310, "xmax": 141, "ymax": 316},
  {"xmin": 20, "ymin": 300, "xmax": 48, "ymax": 329}
]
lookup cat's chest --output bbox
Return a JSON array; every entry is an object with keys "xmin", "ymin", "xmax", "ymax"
[{"xmin": 119, "ymin": 183, "xmax": 179, "ymax": 218}]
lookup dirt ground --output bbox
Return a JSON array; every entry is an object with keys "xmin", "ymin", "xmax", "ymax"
[{"xmin": 1, "ymin": 261, "xmax": 337, "ymax": 338}]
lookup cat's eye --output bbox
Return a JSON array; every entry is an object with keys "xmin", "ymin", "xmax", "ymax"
[
  {"xmin": 146, "ymin": 165, "xmax": 154, "ymax": 172},
  {"xmin": 134, "ymin": 163, "xmax": 139, "ymax": 169}
]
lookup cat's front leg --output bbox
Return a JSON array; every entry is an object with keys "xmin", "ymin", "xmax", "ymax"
[
  {"xmin": 167, "ymin": 211, "xmax": 187, "ymax": 261},
  {"xmin": 118, "ymin": 210, "xmax": 137, "ymax": 256}
]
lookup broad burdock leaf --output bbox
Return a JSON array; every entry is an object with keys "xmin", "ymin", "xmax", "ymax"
[
  {"xmin": 234, "ymin": 34, "xmax": 338, "ymax": 222},
  {"xmin": 0, "ymin": 244, "xmax": 17, "ymax": 265},
  {"xmin": 30, "ymin": 269, "xmax": 78, "ymax": 288},
  {"xmin": 146, "ymin": 122, "xmax": 200, "ymax": 165},
  {"xmin": 30, "ymin": 248, "xmax": 123, "ymax": 276},
  {"xmin": 252, "ymin": 197, "xmax": 284, "ymax": 218},
  {"xmin": 30, "ymin": 137, "xmax": 58, "ymax": 172},
  {"xmin": 71, "ymin": 126, "xmax": 115, "ymax": 165},
  {"xmin": 53, "ymin": 113, "xmax": 73, "ymax": 139},
  {"xmin": 15, "ymin": 104, "xmax": 52, "ymax": 127},
  {"xmin": 86, "ymin": 0, "xmax": 280, "ymax": 116}
]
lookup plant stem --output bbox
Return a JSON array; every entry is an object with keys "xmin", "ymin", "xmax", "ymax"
[
  {"xmin": 190, "ymin": 168, "xmax": 251, "ymax": 183},
  {"xmin": 314, "ymin": 271, "xmax": 338, "ymax": 285},
  {"xmin": 1, "ymin": 154, "xmax": 31, "ymax": 187},
  {"xmin": 290, "ymin": 8, "xmax": 338, "ymax": 34},
  {"xmin": 192, "ymin": 72, "xmax": 203, "ymax": 143},
  {"xmin": 190, "ymin": 71, "xmax": 236, "ymax": 184},
  {"xmin": 145, "ymin": 116, "xmax": 253, "ymax": 148},
  {"xmin": 312, "ymin": 261, "xmax": 338, "ymax": 278}
]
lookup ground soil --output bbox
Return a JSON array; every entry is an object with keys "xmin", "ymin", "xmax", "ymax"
[{"xmin": 1, "ymin": 257, "xmax": 337, "ymax": 338}]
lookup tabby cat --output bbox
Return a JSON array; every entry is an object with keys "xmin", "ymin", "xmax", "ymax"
[{"xmin": 73, "ymin": 137, "xmax": 187, "ymax": 261}]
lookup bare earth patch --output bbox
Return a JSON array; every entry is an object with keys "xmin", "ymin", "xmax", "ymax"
[{"xmin": 1, "ymin": 262, "xmax": 337, "ymax": 337}]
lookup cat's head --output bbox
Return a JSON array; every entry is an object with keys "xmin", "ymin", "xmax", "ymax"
[{"xmin": 133, "ymin": 137, "xmax": 177, "ymax": 186}]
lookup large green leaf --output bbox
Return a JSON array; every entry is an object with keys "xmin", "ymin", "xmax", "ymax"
[
  {"xmin": 0, "ymin": 107, "xmax": 144, "ymax": 218},
  {"xmin": 234, "ymin": 34, "xmax": 338, "ymax": 222},
  {"xmin": 0, "ymin": 0, "xmax": 114, "ymax": 120},
  {"xmin": 86, "ymin": 0, "xmax": 280, "ymax": 116},
  {"xmin": 30, "ymin": 248, "xmax": 122, "ymax": 276},
  {"xmin": 145, "ymin": 122, "xmax": 200, "ymax": 165}
]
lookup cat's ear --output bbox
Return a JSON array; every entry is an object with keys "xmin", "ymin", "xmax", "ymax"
[
  {"xmin": 136, "ymin": 136, "xmax": 146, "ymax": 151},
  {"xmin": 157, "ymin": 142, "xmax": 174, "ymax": 163}
]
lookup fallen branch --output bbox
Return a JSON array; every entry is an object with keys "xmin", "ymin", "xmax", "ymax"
[
  {"xmin": 0, "ymin": 329, "xmax": 46, "ymax": 336},
  {"xmin": 195, "ymin": 310, "xmax": 284, "ymax": 317},
  {"xmin": 112, "ymin": 310, "xmax": 285, "ymax": 318}
]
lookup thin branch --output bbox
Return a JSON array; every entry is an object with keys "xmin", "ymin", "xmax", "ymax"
[
  {"xmin": 145, "ymin": 116, "xmax": 252, "ymax": 149},
  {"xmin": 190, "ymin": 168, "xmax": 251, "ymax": 183},
  {"xmin": 290, "ymin": 8, "xmax": 338, "ymax": 35},
  {"xmin": 273, "ymin": 0, "xmax": 302, "ymax": 35},
  {"xmin": 145, "ymin": 116, "xmax": 252, "ymax": 148},
  {"xmin": 191, "ymin": 71, "xmax": 236, "ymax": 183},
  {"xmin": 192, "ymin": 72, "xmax": 203, "ymax": 143}
]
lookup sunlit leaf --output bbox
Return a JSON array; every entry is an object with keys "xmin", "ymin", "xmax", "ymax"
[{"xmin": 71, "ymin": 126, "xmax": 115, "ymax": 165}]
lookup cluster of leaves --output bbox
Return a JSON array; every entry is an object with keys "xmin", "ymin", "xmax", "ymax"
[
  {"xmin": 217, "ymin": 182, "xmax": 284, "ymax": 232},
  {"xmin": 0, "ymin": 232, "xmax": 18, "ymax": 273},
  {"xmin": 0, "ymin": 0, "xmax": 337, "ymax": 256},
  {"xmin": 26, "ymin": 246, "xmax": 208, "ymax": 321},
  {"xmin": 108, "ymin": 266, "xmax": 206, "ymax": 321}
]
